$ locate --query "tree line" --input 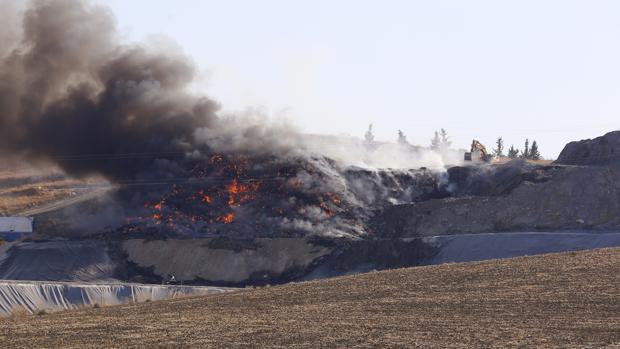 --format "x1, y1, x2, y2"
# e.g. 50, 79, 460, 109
364, 125, 542, 160
494, 137, 541, 160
